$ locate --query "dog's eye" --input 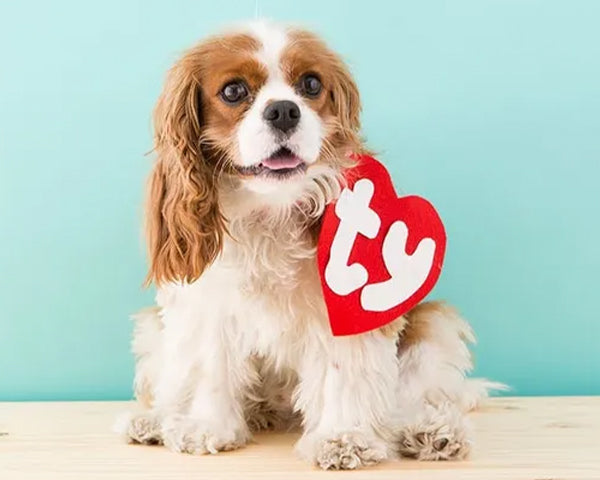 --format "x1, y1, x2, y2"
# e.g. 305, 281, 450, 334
220, 81, 249, 105
298, 74, 322, 98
